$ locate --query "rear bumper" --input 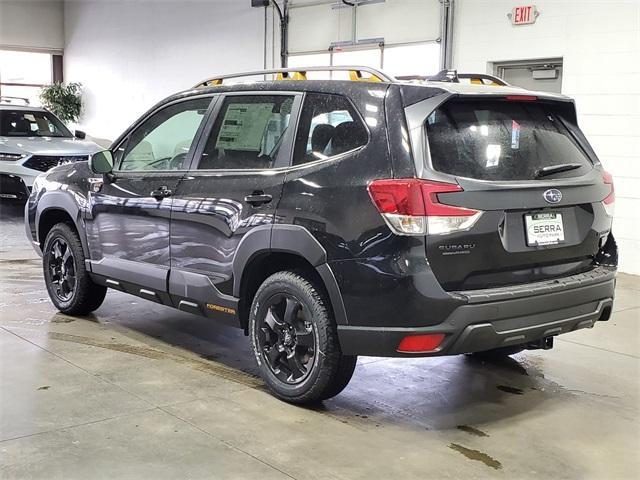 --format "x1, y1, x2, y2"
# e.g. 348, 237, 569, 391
337, 266, 616, 357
